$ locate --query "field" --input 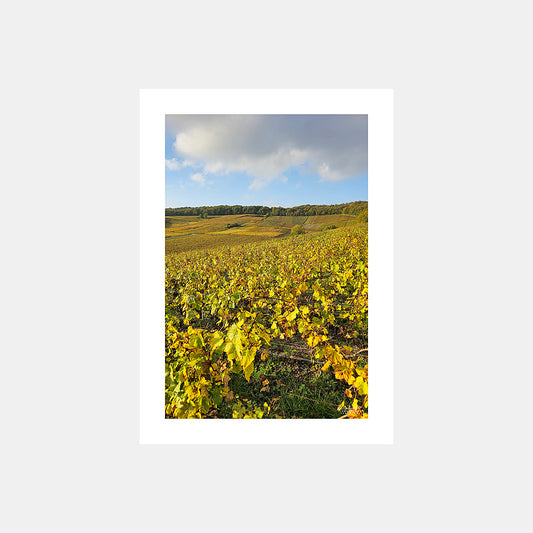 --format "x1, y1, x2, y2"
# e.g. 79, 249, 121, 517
165, 214, 368, 419
165, 213, 360, 254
